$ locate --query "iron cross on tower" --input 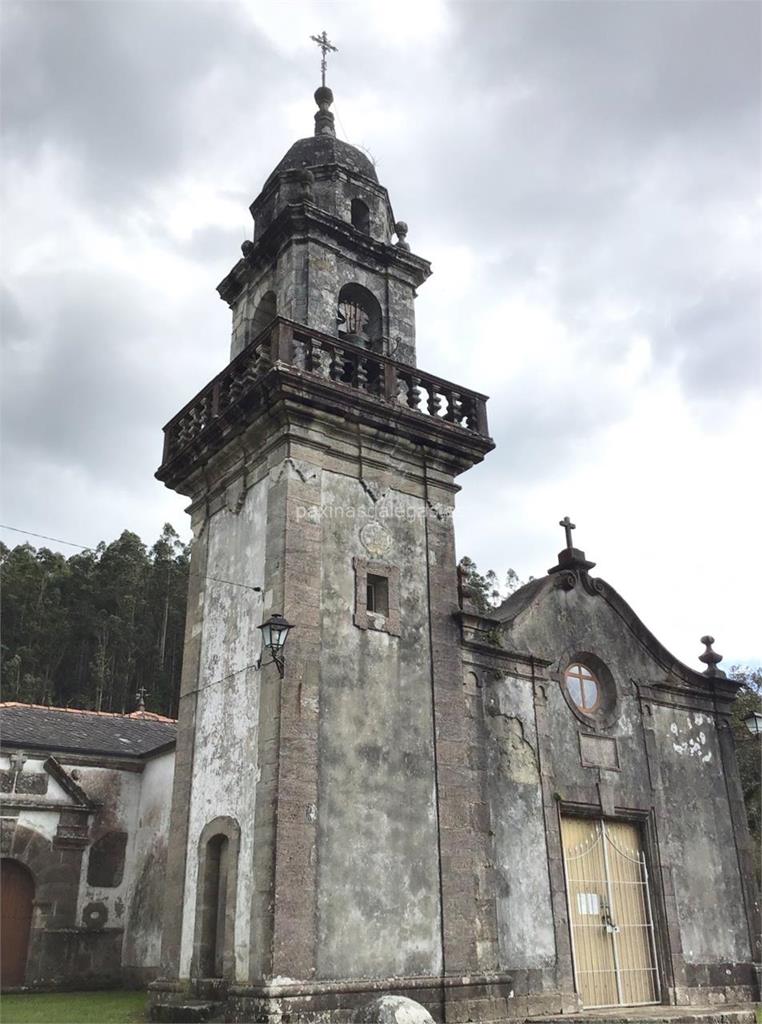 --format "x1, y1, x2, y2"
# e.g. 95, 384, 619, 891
310, 30, 338, 87
559, 516, 576, 550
